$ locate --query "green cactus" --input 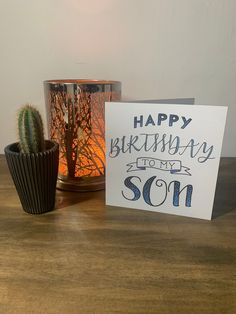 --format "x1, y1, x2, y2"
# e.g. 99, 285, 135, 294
18, 104, 45, 154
